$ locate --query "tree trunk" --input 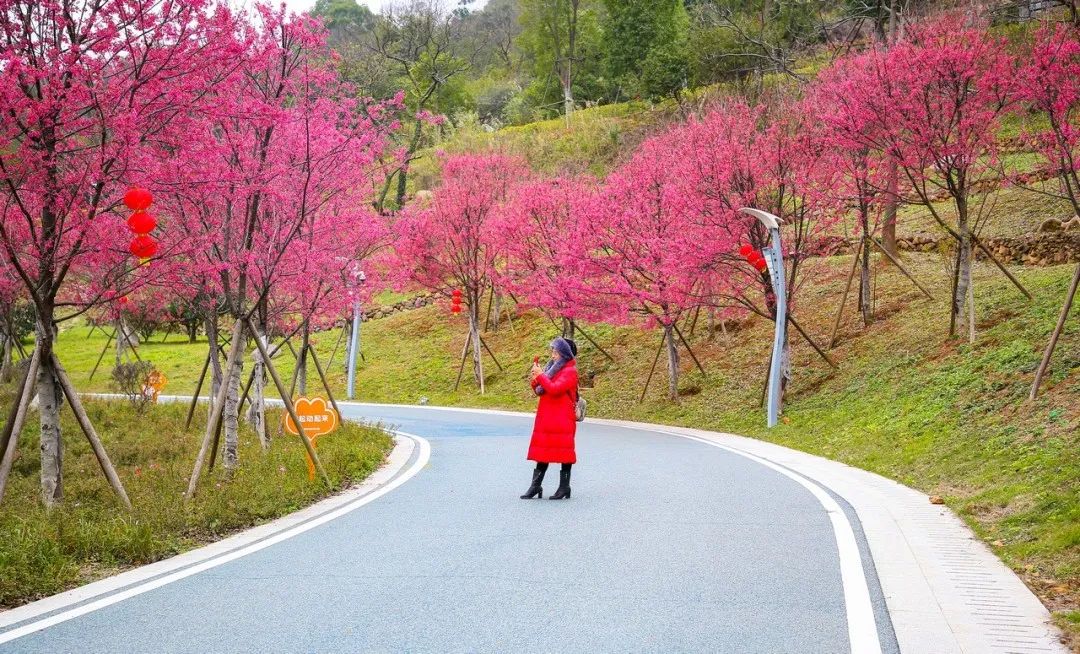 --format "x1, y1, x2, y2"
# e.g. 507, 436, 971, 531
562, 316, 575, 340
205, 315, 223, 434
222, 319, 245, 471
859, 228, 873, 327
953, 198, 974, 338
187, 320, 198, 343
115, 318, 138, 367
297, 326, 309, 396
246, 321, 269, 449
35, 318, 63, 506
664, 323, 679, 402
469, 293, 485, 393
882, 160, 899, 258
0, 329, 12, 384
